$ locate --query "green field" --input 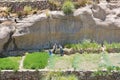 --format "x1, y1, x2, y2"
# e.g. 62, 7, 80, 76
0, 50, 120, 71
23, 52, 49, 69
47, 53, 120, 70
0, 56, 21, 70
